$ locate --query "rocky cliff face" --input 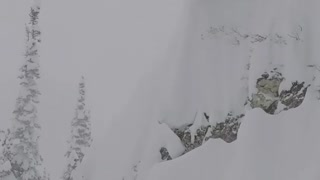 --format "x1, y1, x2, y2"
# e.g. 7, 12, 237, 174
207, 113, 244, 143
158, 25, 311, 158
251, 70, 283, 114
250, 68, 309, 114
172, 112, 244, 154
164, 67, 309, 157
173, 123, 209, 154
